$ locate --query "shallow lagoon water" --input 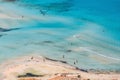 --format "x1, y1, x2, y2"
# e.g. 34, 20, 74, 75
0, 0, 120, 71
